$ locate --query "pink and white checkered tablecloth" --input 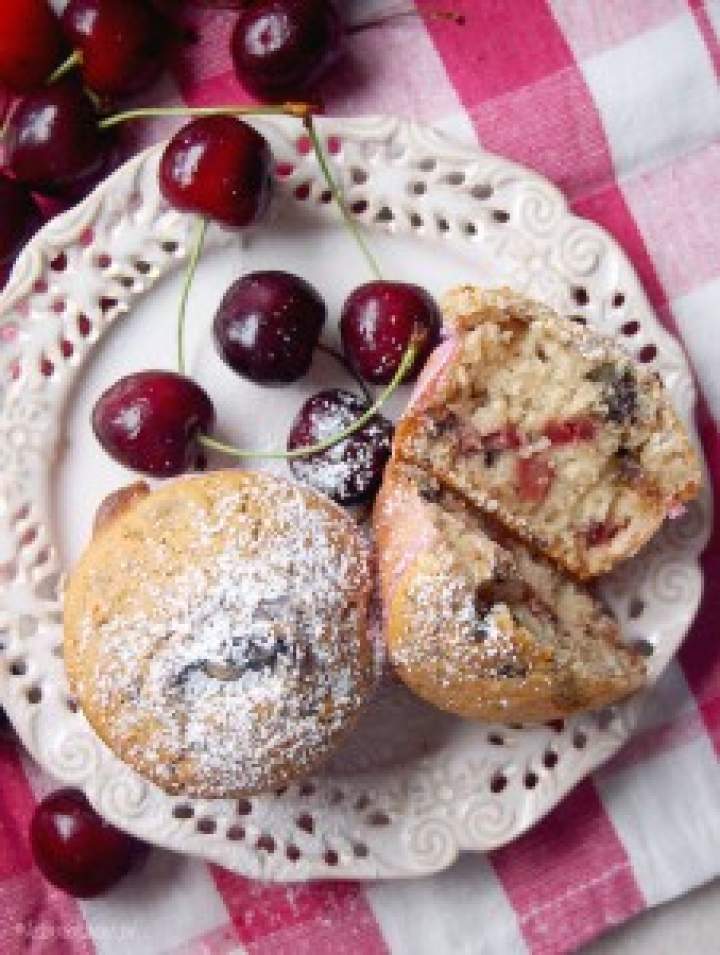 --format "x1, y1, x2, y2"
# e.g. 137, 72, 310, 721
2, 1, 720, 952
